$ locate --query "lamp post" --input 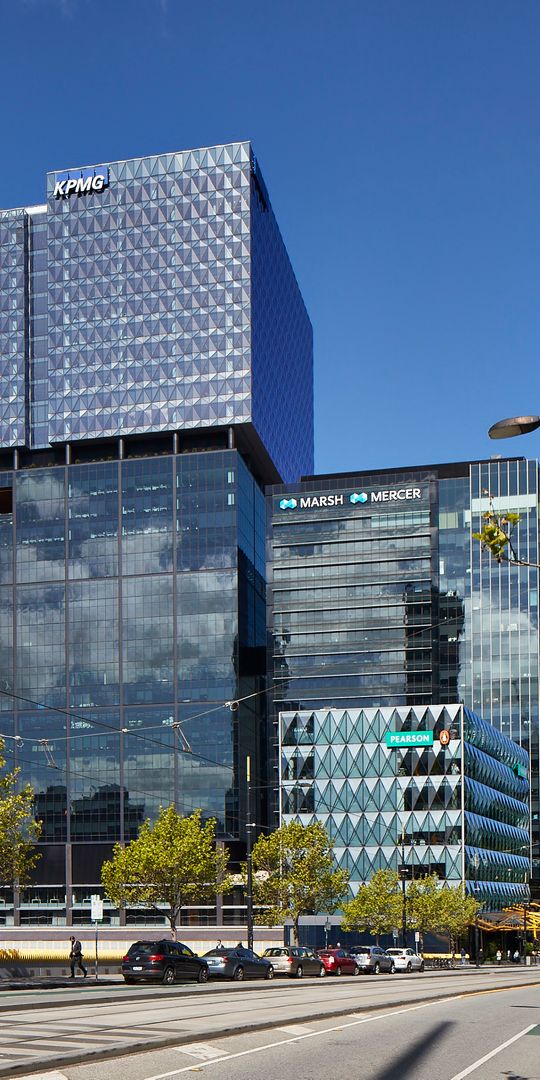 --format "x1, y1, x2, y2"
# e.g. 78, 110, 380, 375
472, 851, 480, 967
488, 416, 540, 440
246, 755, 254, 952
399, 827, 408, 948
